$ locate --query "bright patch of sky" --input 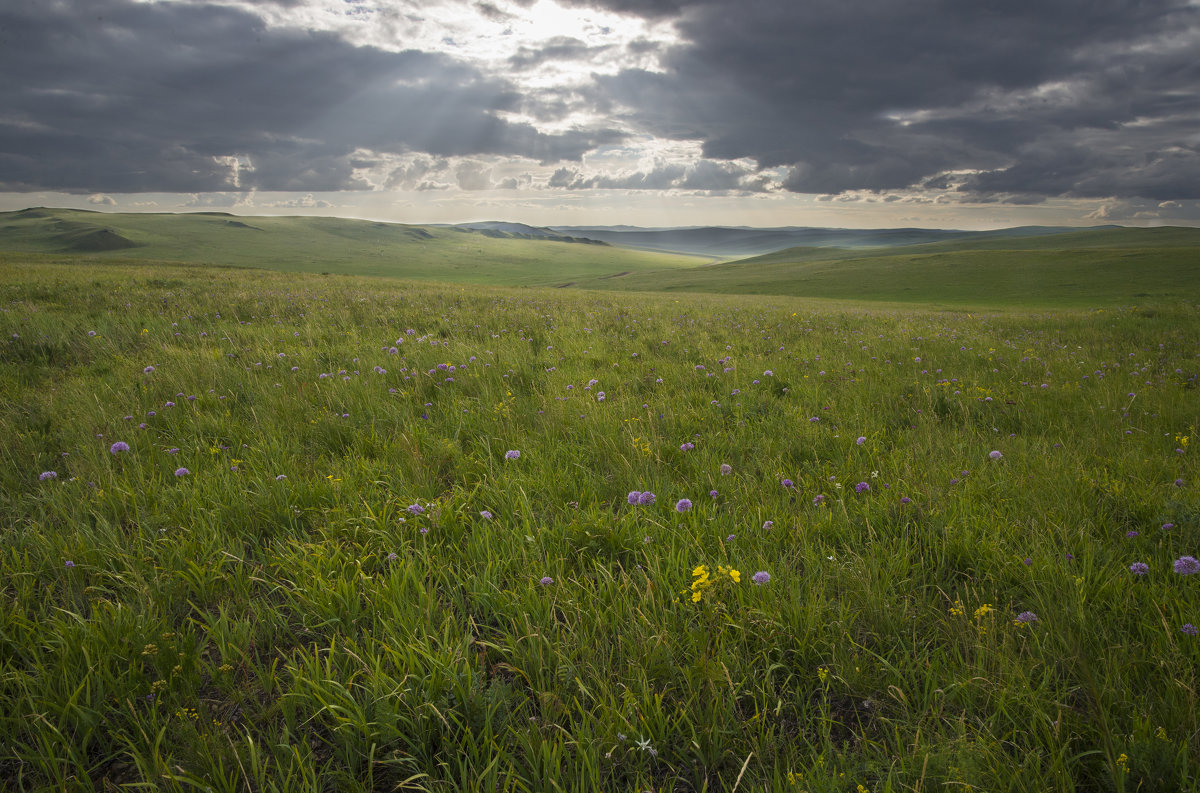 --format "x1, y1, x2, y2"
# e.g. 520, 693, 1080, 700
190, 0, 673, 83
